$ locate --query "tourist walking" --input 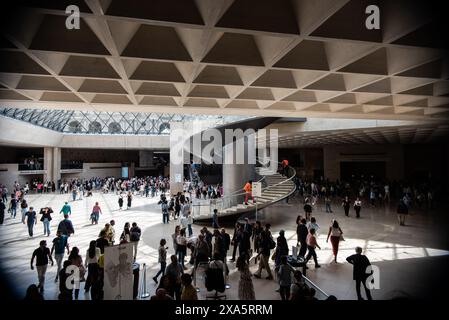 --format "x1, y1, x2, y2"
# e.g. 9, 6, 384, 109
253, 224, 274, 280
325, 196, 333, 213
127, 191, 132, 210
243, 180, 255, 205
118, 194, 124, 210
68, 247, 84, 299
165, 255, 184, 300
161, 199, 169, 224
397, 198, 408, 226
277, 255, 295, 300
237, 256, 255, 300
326, 220, 343, 263
39, 207, 53, 237
30, 240, 53, 293
57, 214, 75, 237
0, 199, 5, 225
25, 207, 37, 237
297, 218, 308, 257
342, 196, 350, 217
59, 202, 71, 216
305, 228, 321, 268
176, 228, 187, 269
153, 238, 168, 283
91, 202, 102, 225
51, 230, 69, 282
20, 199, 28, 223
9, 194, 17, 218
354, 198, 362, 218
84, 241, 101, 293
